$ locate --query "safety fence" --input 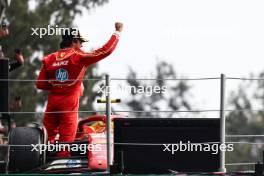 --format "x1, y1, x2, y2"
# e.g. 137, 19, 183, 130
0, 73, 264, 174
